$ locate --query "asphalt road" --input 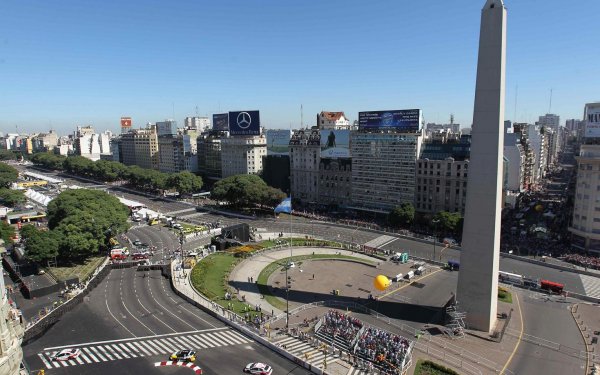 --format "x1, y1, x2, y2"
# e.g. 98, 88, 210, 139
23, 226, 311, 375
503, 290, 586, 375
